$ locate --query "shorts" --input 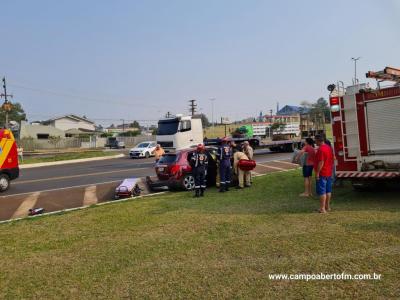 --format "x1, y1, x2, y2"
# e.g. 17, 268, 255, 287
302, 165, 313, 177
316, 176, 333, 196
